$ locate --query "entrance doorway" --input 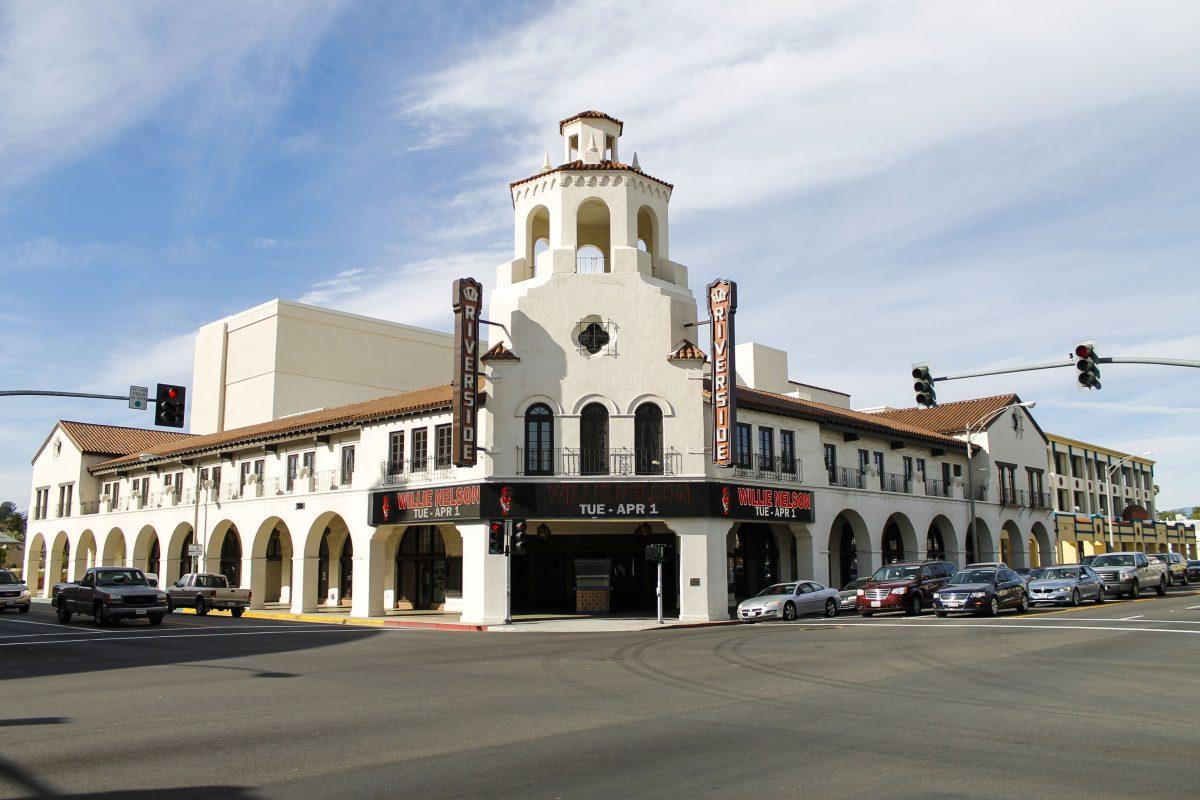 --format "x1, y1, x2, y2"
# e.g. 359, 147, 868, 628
729, 524, 779, 603
395, 526, 461, 610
